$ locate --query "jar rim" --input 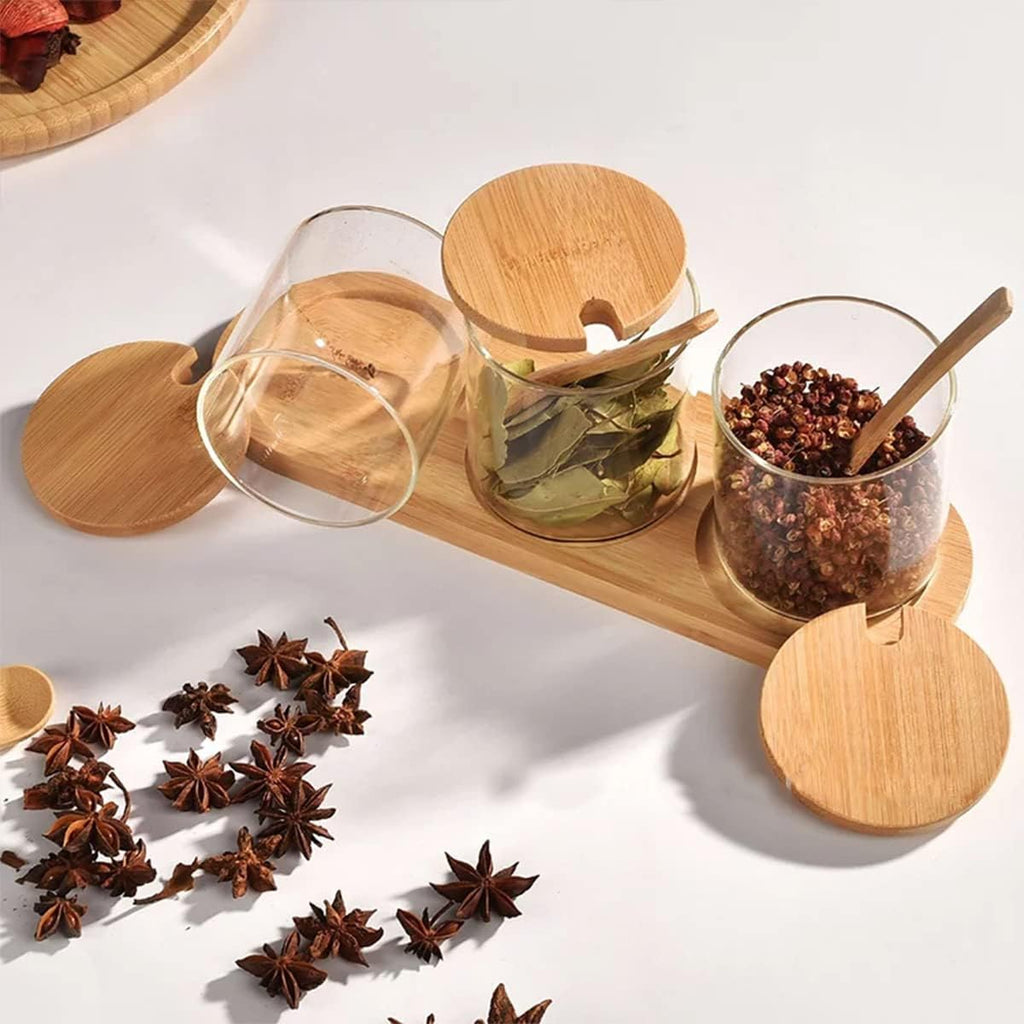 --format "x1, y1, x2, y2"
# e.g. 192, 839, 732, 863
711, 294, 957, 486
466, 269, 701, 397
